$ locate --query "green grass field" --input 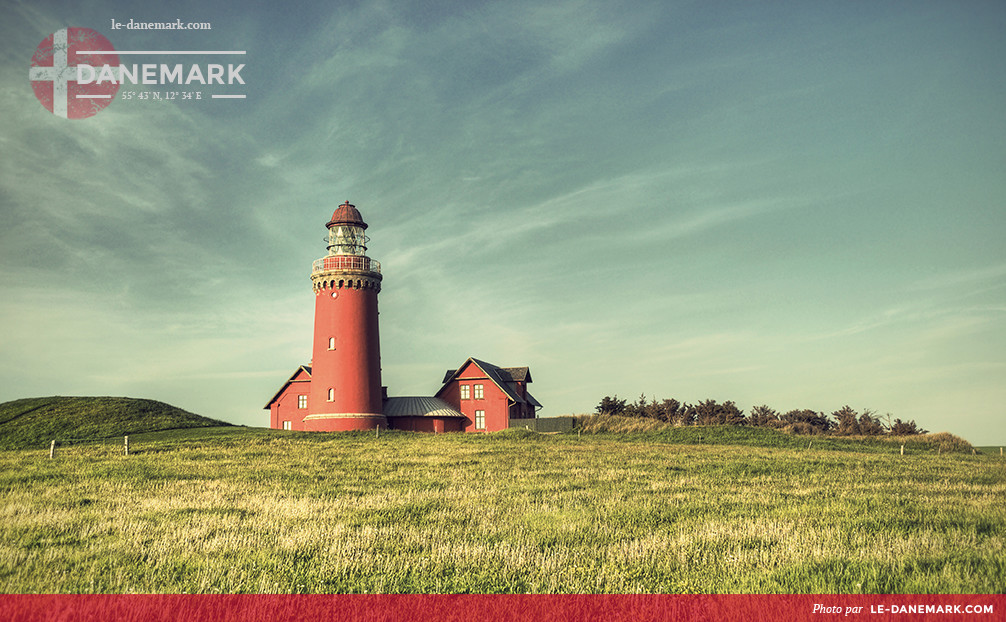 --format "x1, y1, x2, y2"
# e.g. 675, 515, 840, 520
1, 426, 1003, 594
